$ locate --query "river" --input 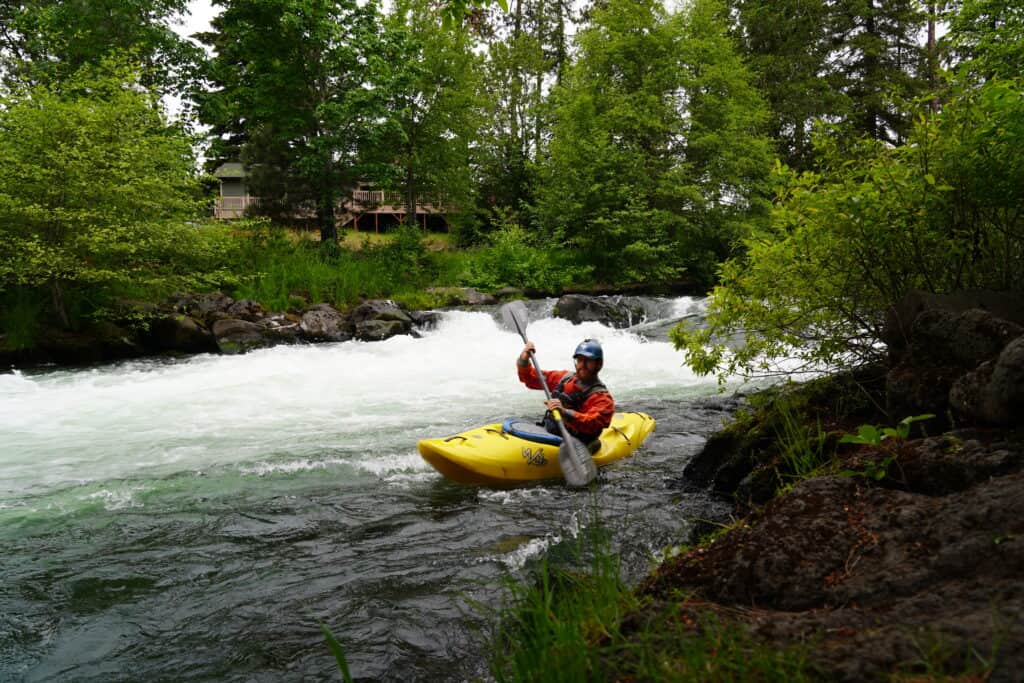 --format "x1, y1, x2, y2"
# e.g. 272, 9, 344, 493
0, 296, 747, 682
